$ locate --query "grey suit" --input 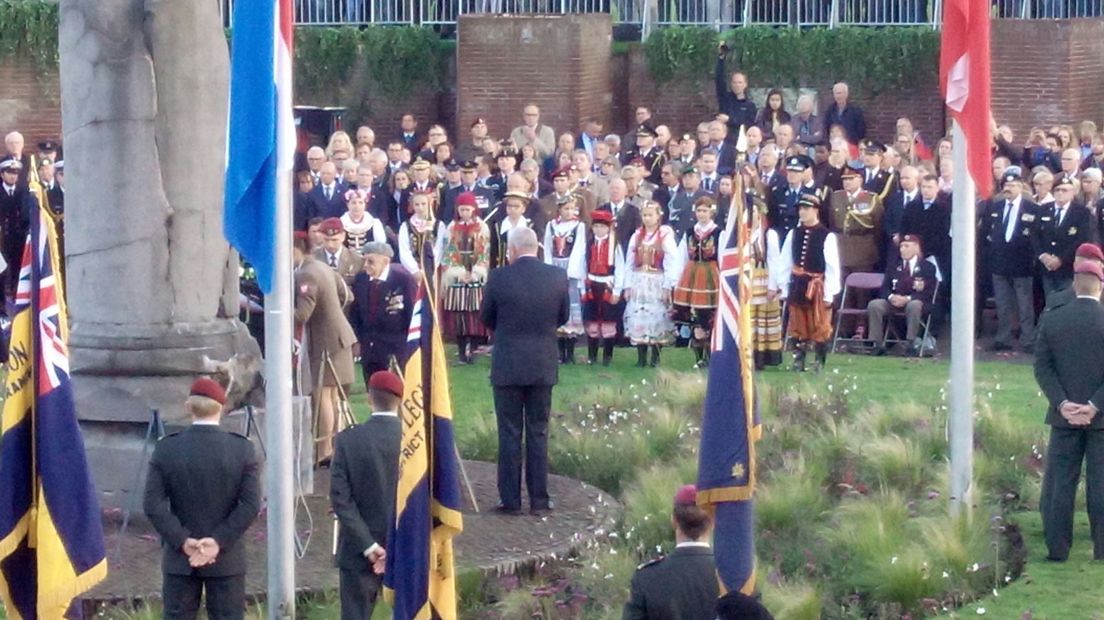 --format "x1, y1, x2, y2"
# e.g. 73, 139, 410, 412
1034, 297, 1104, 560
330, 414, 402, 620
